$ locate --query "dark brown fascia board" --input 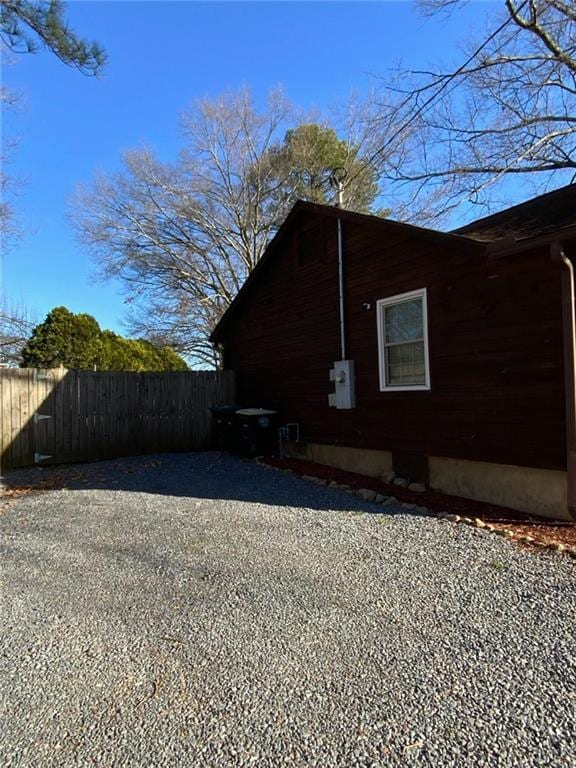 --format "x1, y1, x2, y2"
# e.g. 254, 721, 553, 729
299, 201, 488, 251
487, 224, 576, 259
210, 200, 485, 343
